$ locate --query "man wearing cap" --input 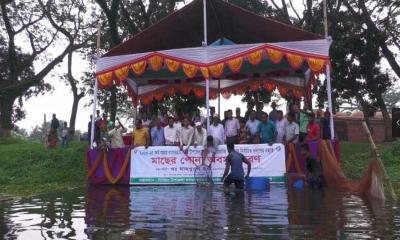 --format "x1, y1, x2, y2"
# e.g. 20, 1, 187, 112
194, 121, 208, 164
208, 114, 225, 145
194, 121, 207, 148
